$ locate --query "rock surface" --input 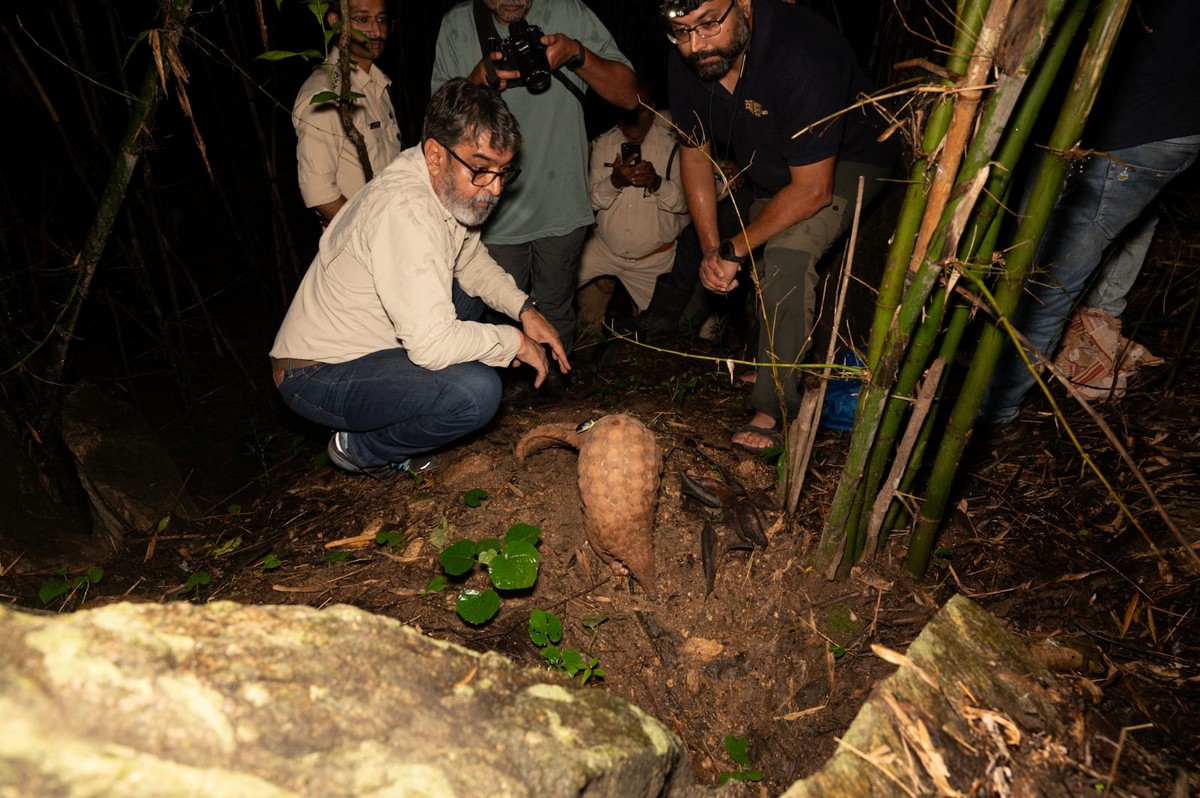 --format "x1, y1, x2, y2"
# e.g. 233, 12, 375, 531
0, 601, 702, 798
